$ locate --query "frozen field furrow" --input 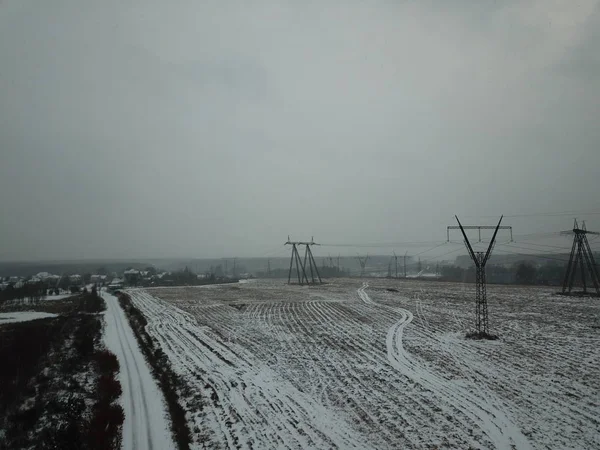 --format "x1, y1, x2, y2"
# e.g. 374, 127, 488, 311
129, 278, 600, 449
